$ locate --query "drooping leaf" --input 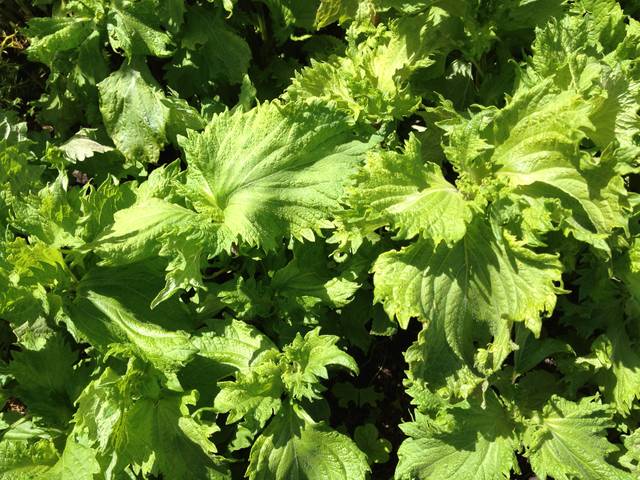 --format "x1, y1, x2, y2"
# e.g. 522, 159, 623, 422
98, 62, 204, 167
67, 263, 197, 370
